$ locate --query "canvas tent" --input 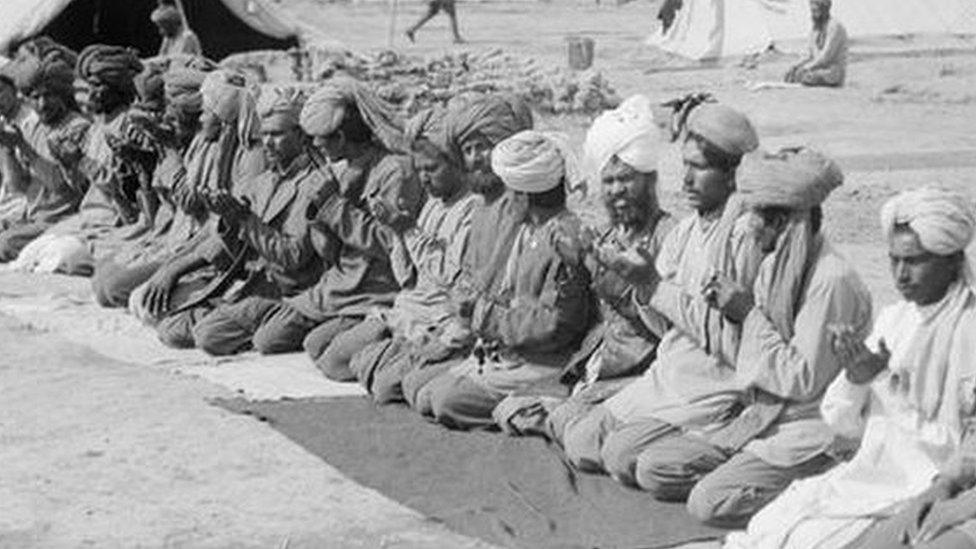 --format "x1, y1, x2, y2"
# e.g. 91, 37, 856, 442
0, 0, 300, 60
650, 0, 976, 60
